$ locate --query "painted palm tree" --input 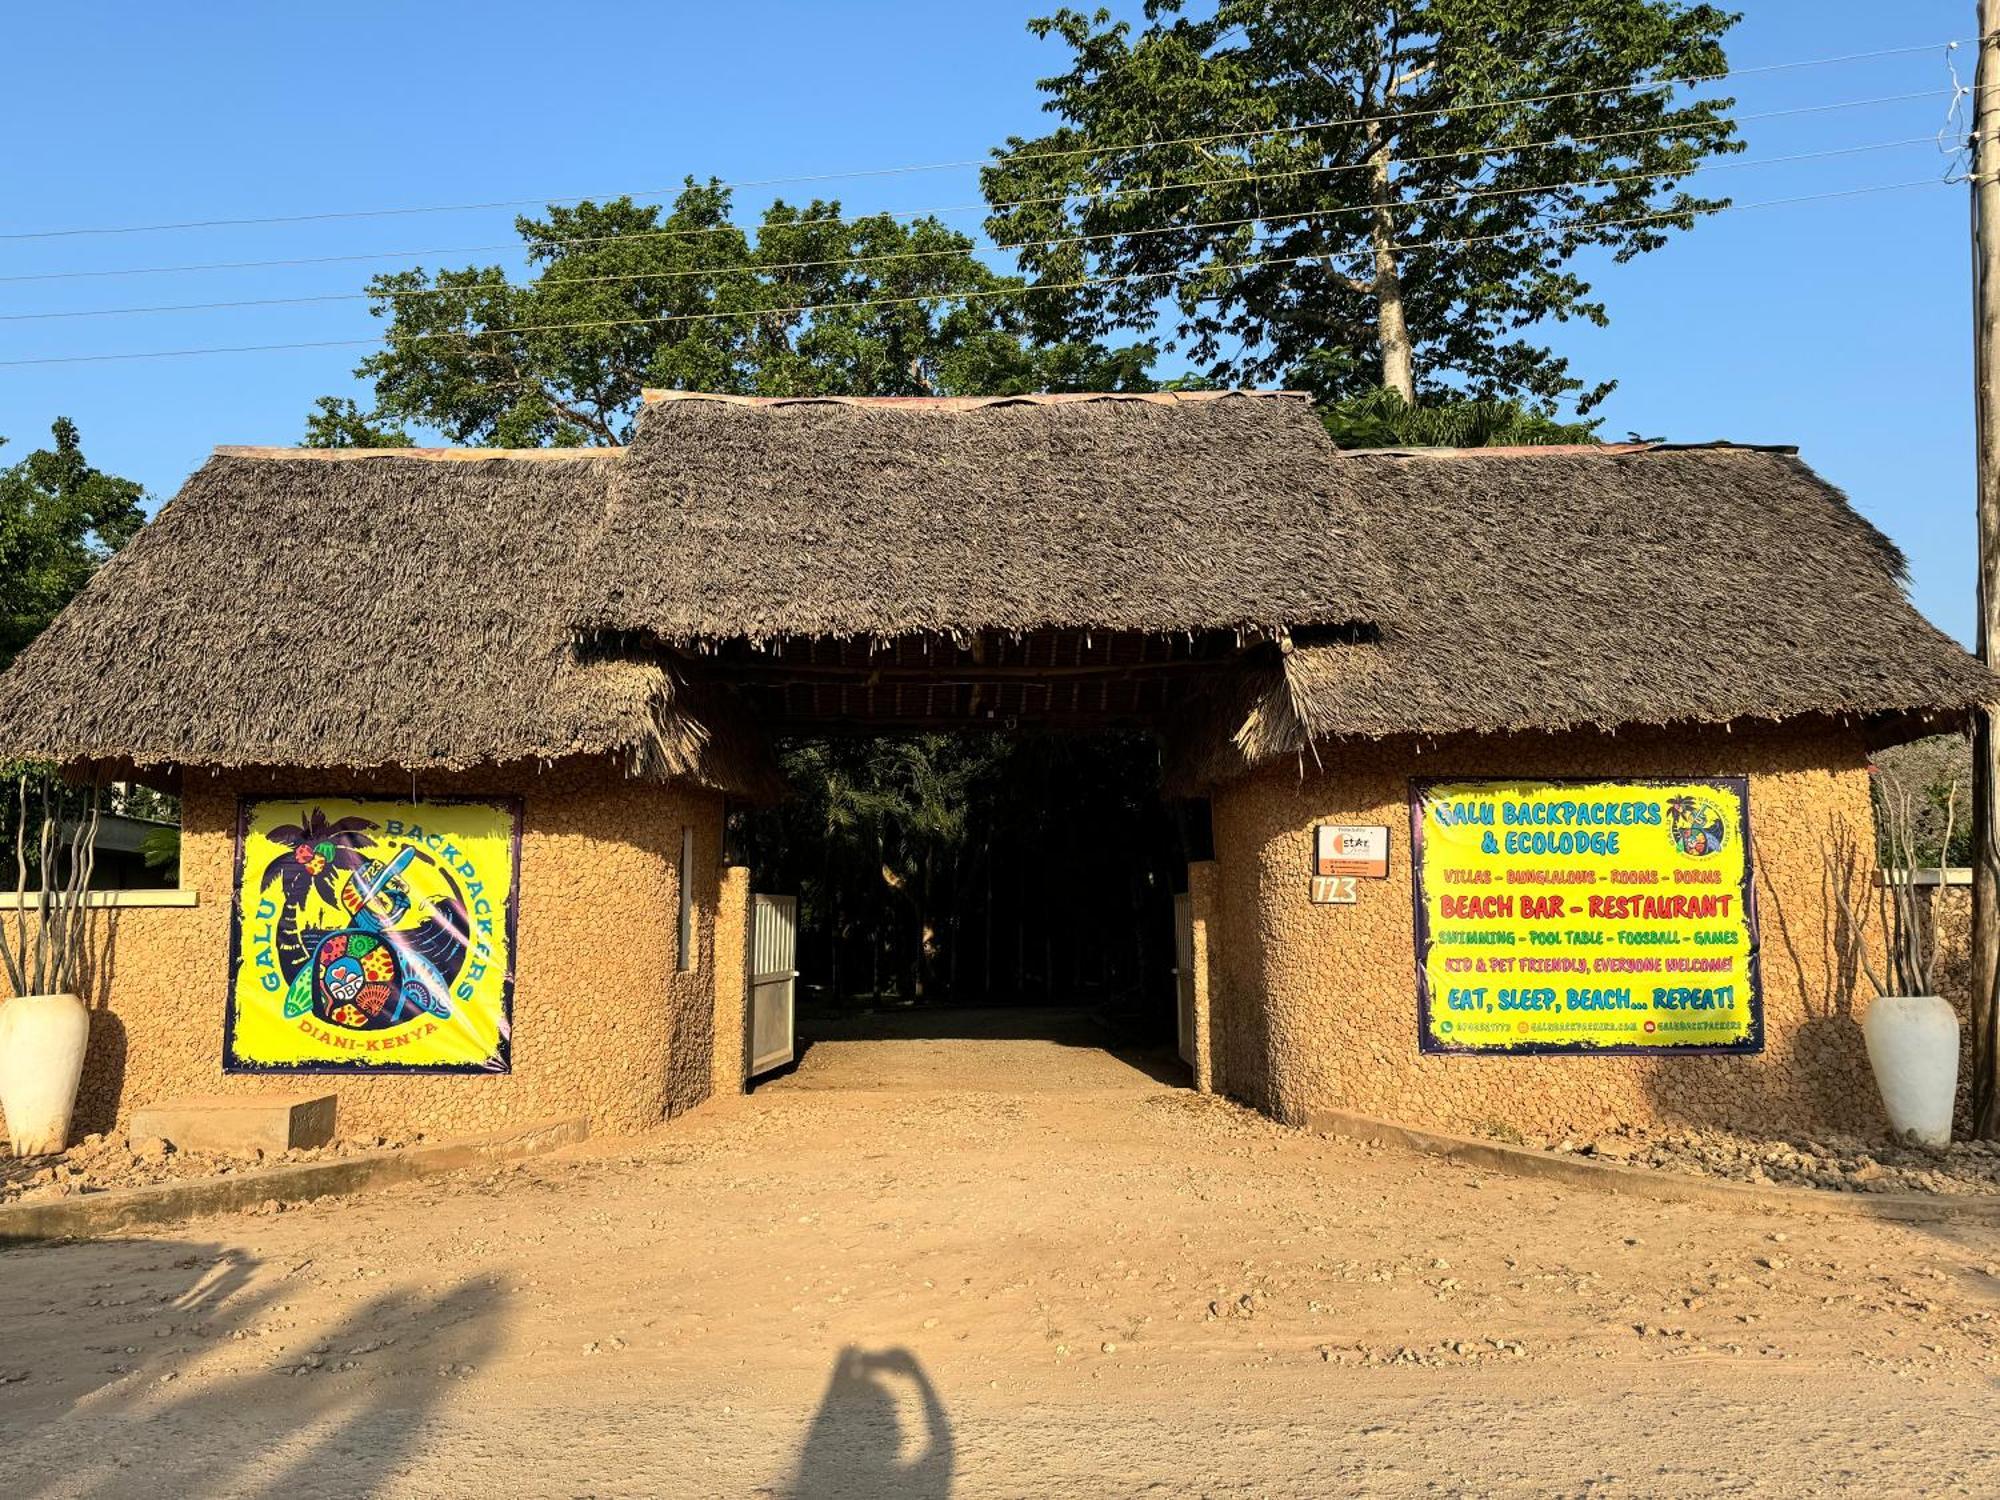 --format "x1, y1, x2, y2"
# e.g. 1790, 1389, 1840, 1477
260, 808, 376, 906
263, 810, 376, 992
